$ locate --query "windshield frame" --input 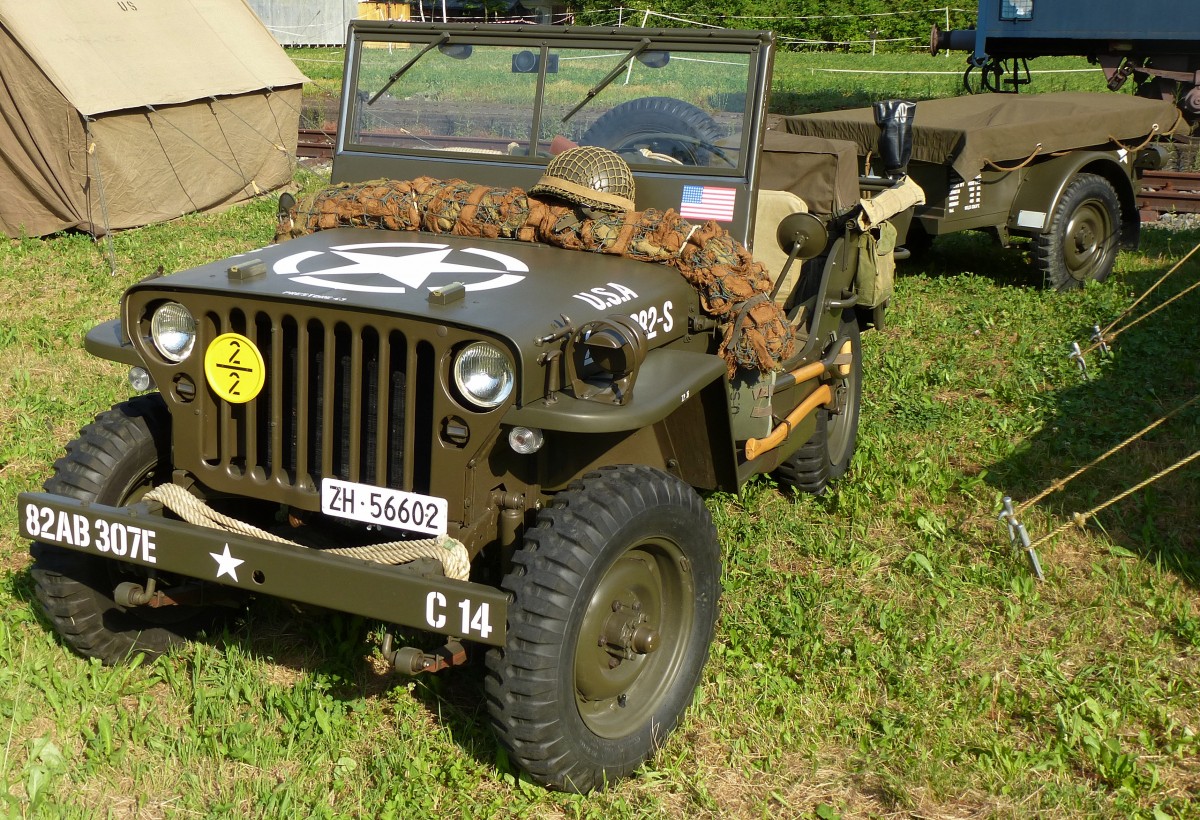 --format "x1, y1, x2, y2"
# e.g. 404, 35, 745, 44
341, 24, 768, 177
335, 22, 775, 244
